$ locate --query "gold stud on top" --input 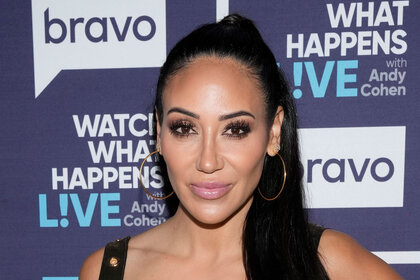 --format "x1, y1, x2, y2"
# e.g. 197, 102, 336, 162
109, 257, 119, 267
